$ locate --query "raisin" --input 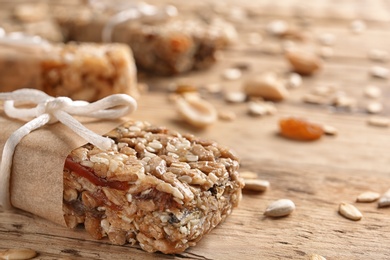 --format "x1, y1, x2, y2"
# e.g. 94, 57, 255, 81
279, 117, 323, 141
